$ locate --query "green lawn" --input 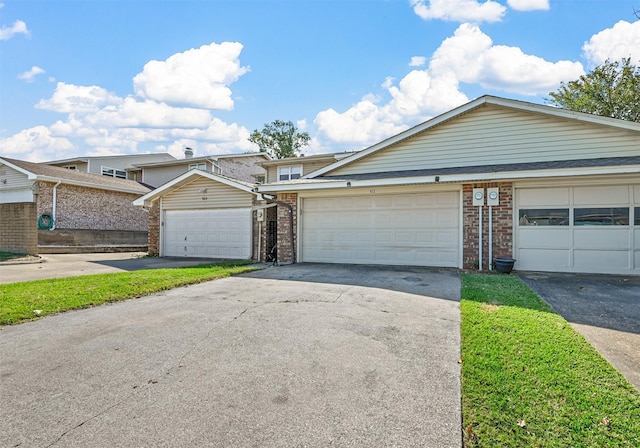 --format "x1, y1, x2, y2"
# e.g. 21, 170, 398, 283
461, 273, 640, 447
0, 262, 258, 325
